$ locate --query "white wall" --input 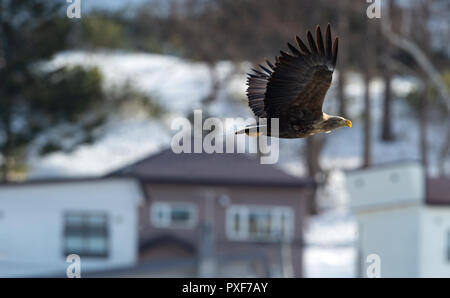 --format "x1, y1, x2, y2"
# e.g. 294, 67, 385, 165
0, 178, 143, 277
356, 205, 420, 277
347, 163, 424, 210
420, 207, 450, 277
346, 163, 426, 277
